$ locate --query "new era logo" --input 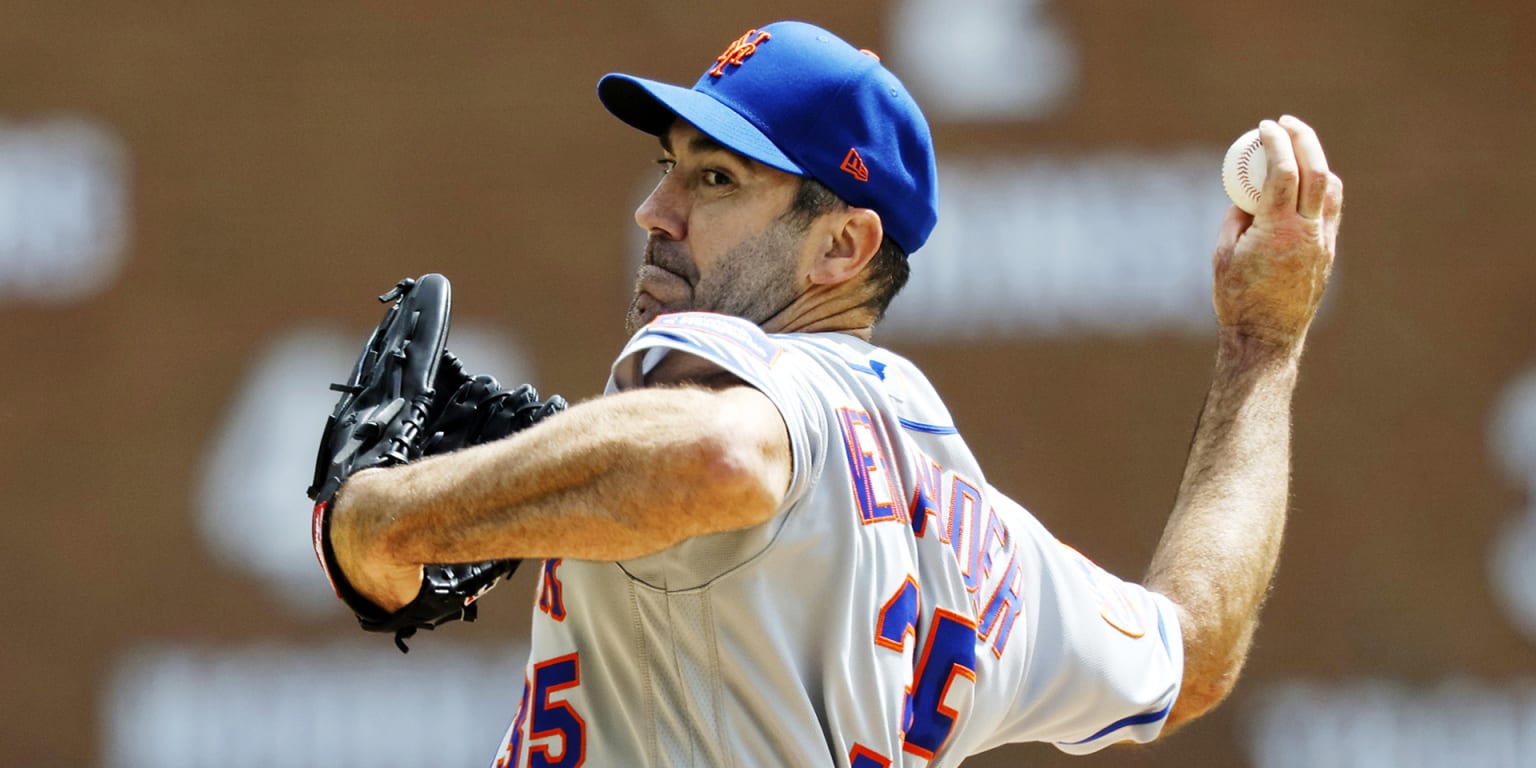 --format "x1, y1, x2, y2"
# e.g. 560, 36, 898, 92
841, 148, 869, 182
